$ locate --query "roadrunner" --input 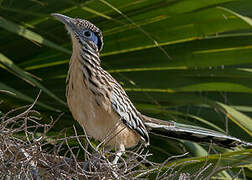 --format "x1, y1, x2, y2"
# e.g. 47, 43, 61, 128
52, 13, 251, 163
